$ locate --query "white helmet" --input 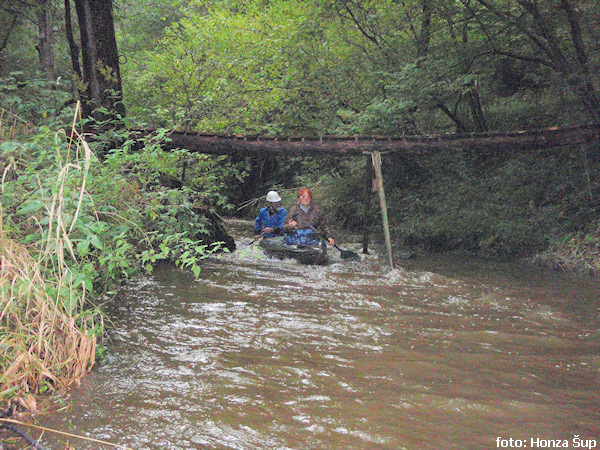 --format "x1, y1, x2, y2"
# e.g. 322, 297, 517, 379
266, 190, 281, 202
